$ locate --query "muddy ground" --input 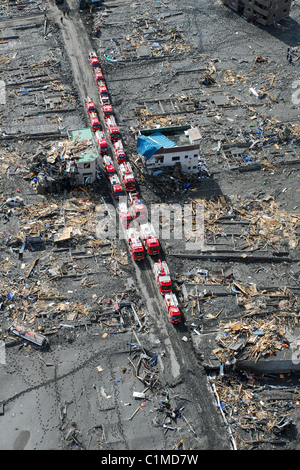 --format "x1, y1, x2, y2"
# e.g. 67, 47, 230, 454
0, 0, 299, 453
